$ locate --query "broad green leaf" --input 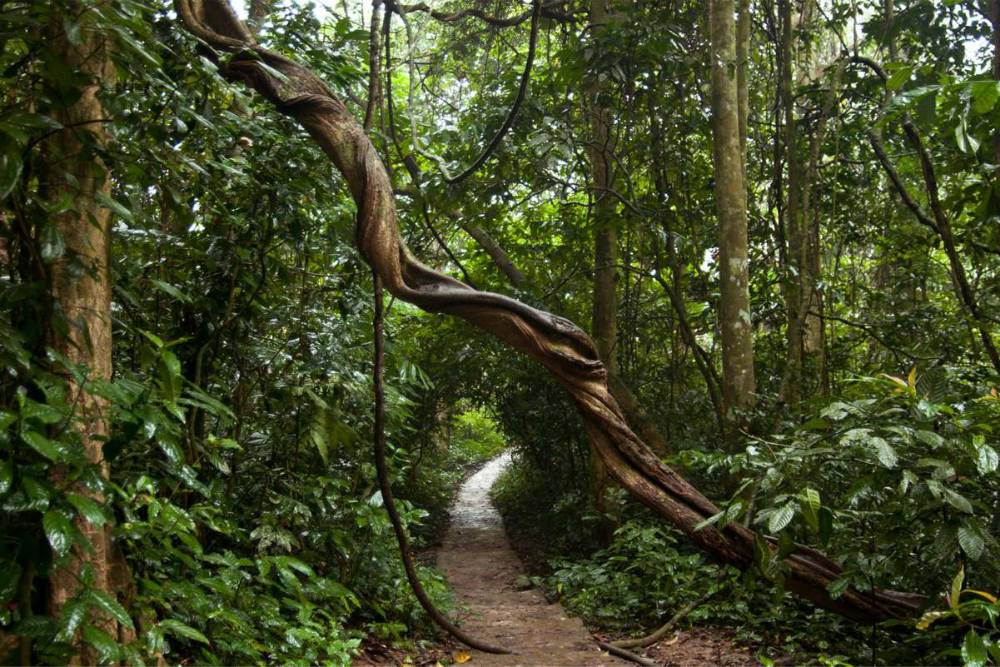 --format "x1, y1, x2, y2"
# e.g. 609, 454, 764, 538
914, 430, 943, 448
956, 120, 981, 154
958, 524, 985, 560
768, 503, 795, 533
970, 81, 1000, 114
67, 493, 107, 526
56, 599, 88, 642
82, 624, 120, 664
150, 280, 191, 304
22, 431, 63, 462
887, 65, 912, 91
962, 629, 987, 667
86, 589, 134, 630
950, 566, 964, 611
944, 488, 974, 514
43, 510, 73, 556
869, 436, 897, 468
95, 191, 133, 222
827, 578, 850, 600
800, 487, 820, 511
159, 619, 210, 644
975, 442, 998, 475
